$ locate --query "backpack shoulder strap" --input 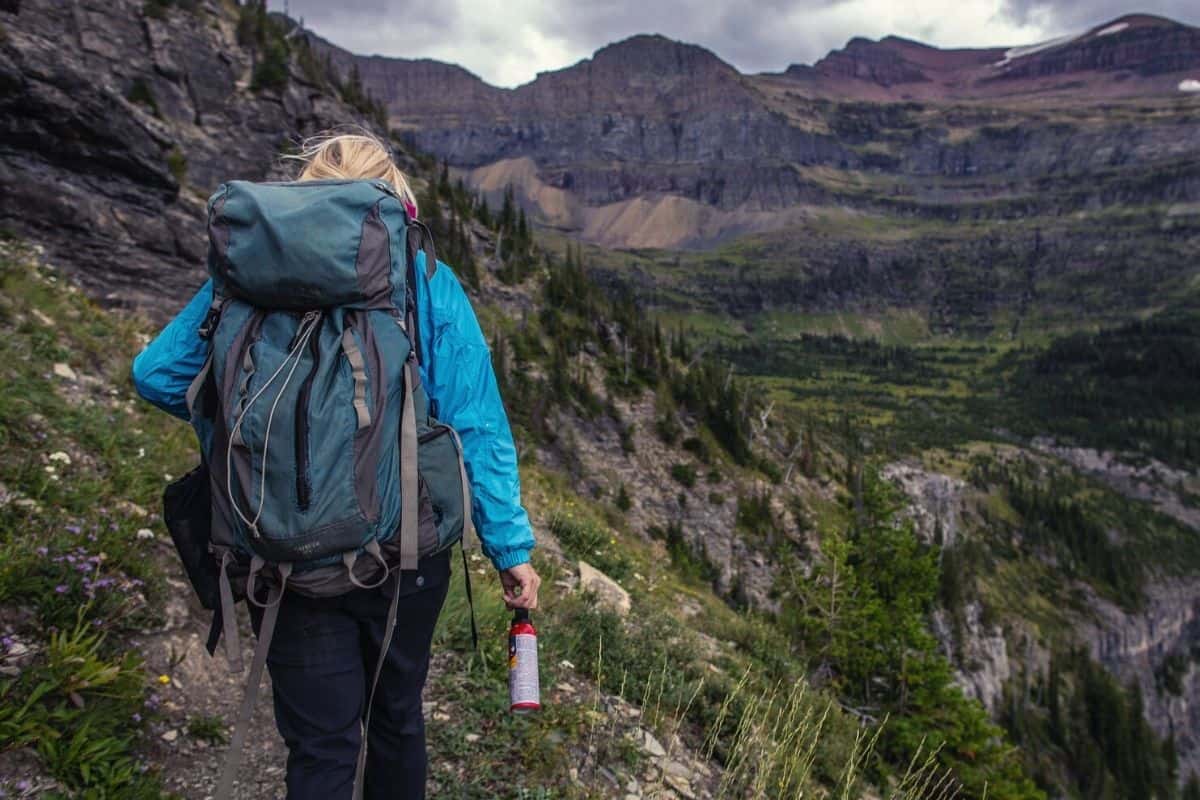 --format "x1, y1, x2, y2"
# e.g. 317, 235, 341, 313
405, 219, 438, 367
